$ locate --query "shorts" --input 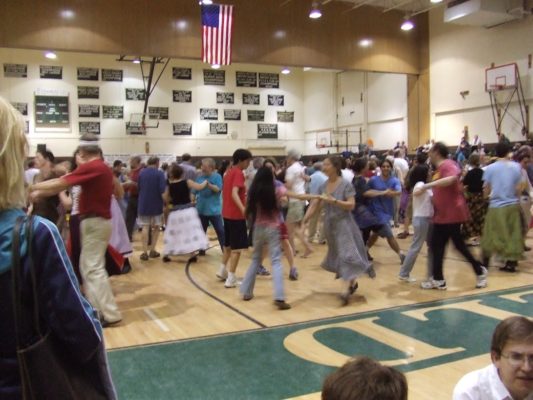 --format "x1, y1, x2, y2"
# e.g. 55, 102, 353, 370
223, 218, 249, 250
279, 222, 289, 240
138, 214, 163, 227
376, 223, 394, 238
286, 201, 305, 223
